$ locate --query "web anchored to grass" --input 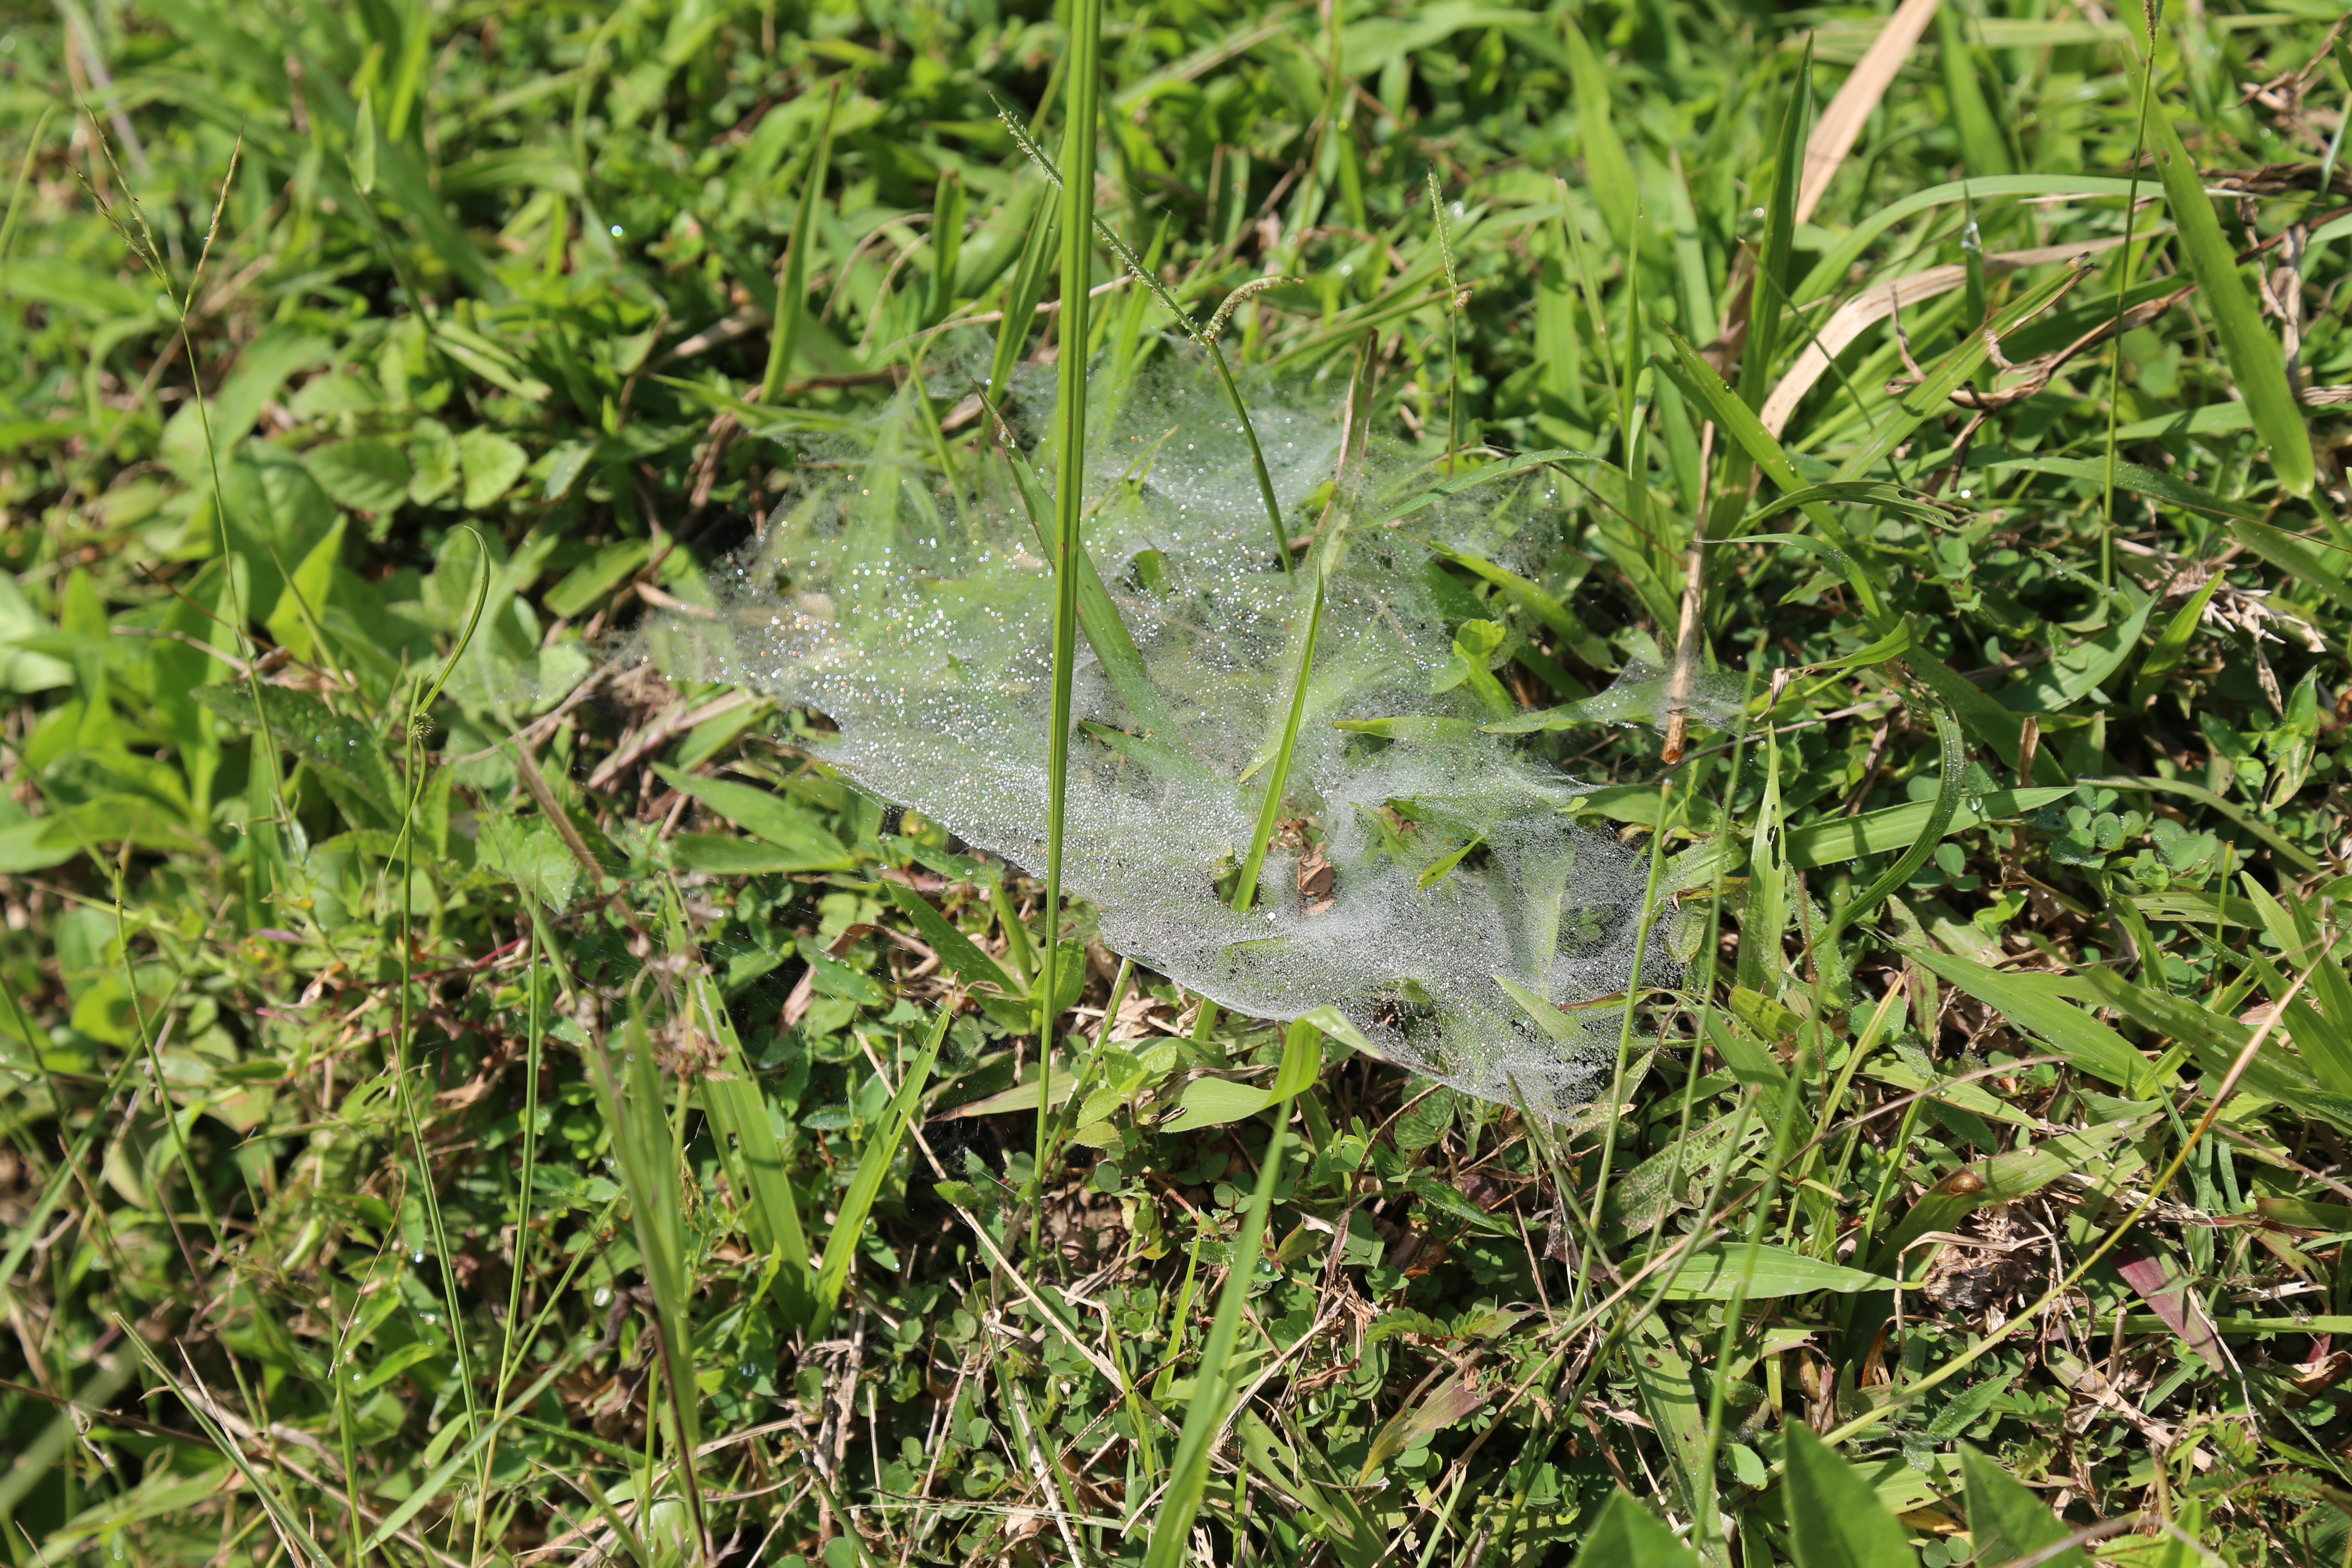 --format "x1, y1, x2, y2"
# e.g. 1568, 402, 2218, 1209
646, 354, 1716, 1117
